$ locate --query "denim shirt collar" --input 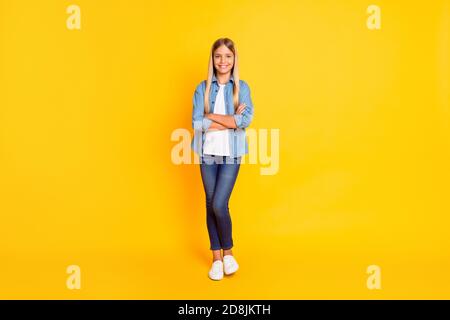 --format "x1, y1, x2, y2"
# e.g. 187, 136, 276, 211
212, 73, 234, 85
